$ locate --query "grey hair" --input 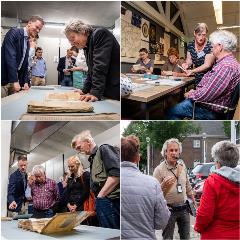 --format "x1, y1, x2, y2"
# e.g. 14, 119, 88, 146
71, 130, 94, 149
209, 30, 237, 52
161, 138, 182, 158
194, 23, 208, 34
32, 165, 45, 175
64, 19, 93, 36
211, 141, 239, 168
